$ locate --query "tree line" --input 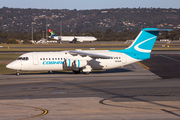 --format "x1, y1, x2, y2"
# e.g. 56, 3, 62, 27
1, 7, 180, 33
1, 29, 180, 44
